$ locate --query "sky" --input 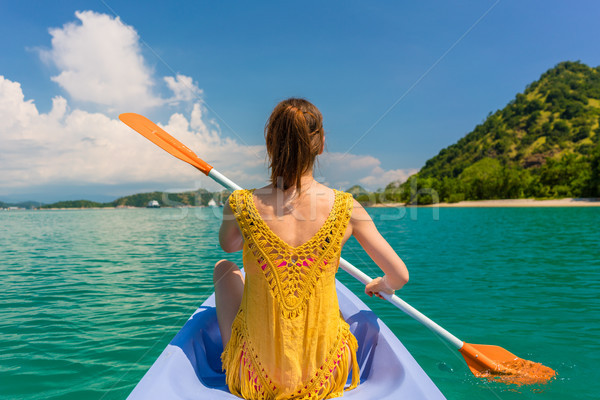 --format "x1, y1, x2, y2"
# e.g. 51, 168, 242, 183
1, 1, 599, 203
